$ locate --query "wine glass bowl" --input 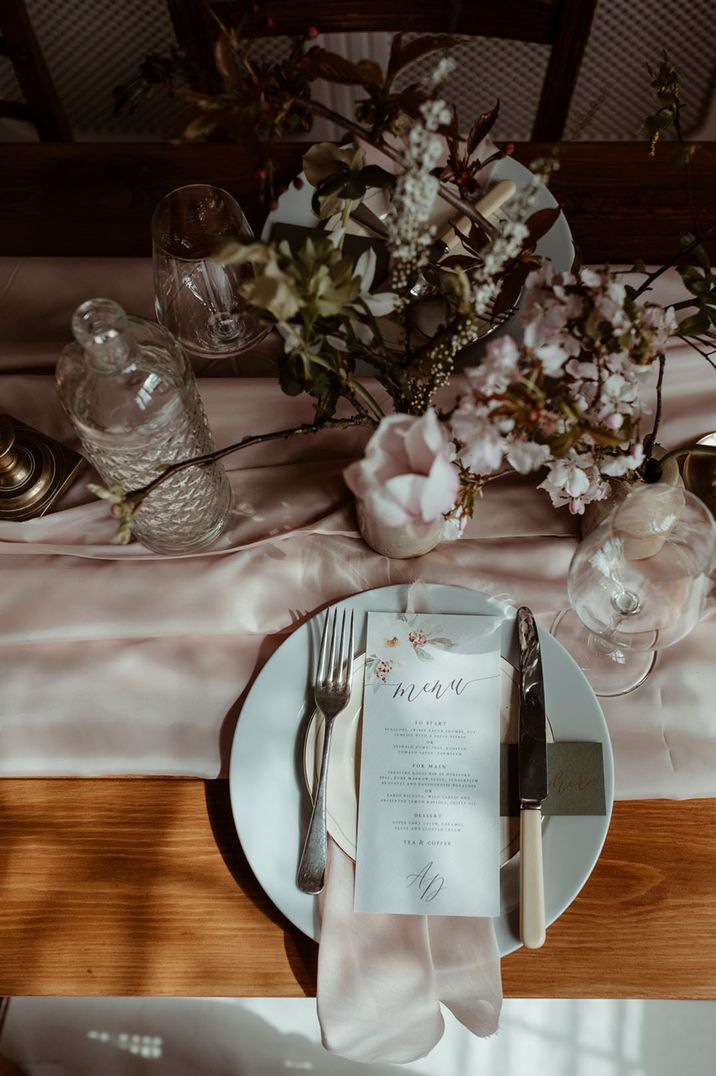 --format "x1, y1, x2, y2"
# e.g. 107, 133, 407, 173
152, 184, 269, 372
553, 482, 716, 696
